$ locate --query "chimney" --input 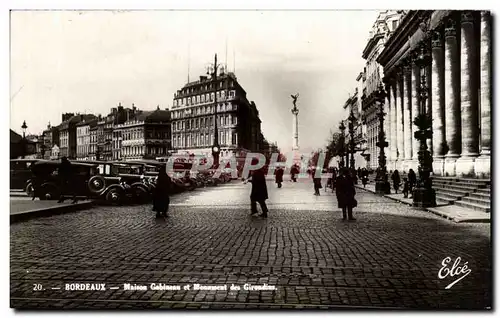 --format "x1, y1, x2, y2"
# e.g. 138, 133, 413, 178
80, 114, 84, 121
132, 103, 136, 113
